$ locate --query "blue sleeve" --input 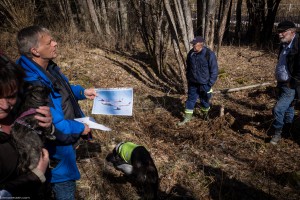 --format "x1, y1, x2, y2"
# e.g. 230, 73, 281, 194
208, 51, 219, 87
50, 107, 84, 144
71, 85, 86, 100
